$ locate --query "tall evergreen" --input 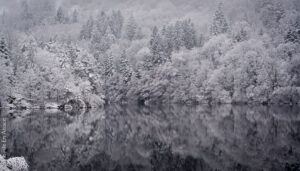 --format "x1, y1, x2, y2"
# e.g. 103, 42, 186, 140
56, 7, 65, 24
174, 21, 184, 50
0, 37, 12, 98
109, 10, 124, 39
259, 0, 285, 29
72, 9, 79, 23
20, 0, 34, 30
0, 37, 9, 62
162, 25, 174, 60
103, 53, 114, 77
80, 16, 94, 40
125, 15, 137, 41
119, 50, 132, 83
95, 11, 109, 36
150, 26, 164, 65
210, 3, 229, 36
91, 25, 115, 56
182, 19, 197, 49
